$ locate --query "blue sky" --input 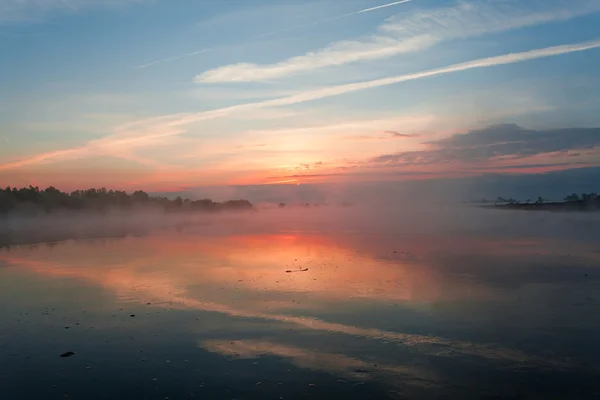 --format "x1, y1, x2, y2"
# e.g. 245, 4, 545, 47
1, 0, 600, 193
